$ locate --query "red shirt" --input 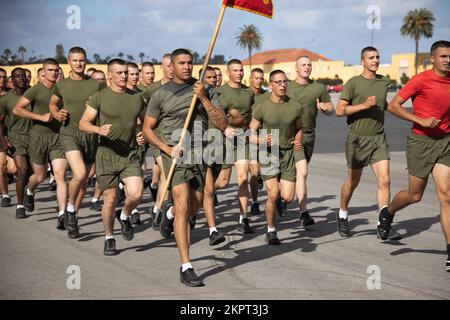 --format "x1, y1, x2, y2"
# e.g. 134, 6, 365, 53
398, 69, 450, 137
